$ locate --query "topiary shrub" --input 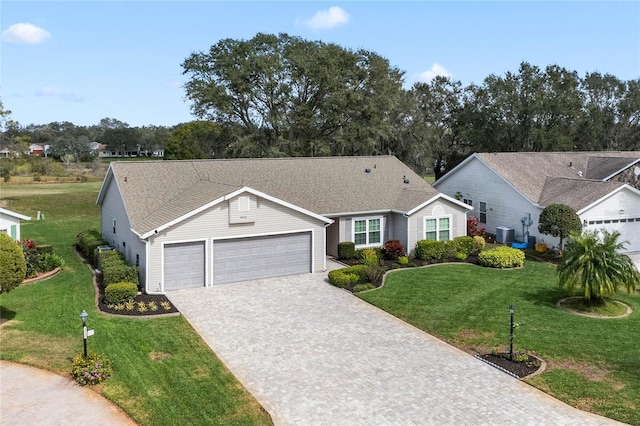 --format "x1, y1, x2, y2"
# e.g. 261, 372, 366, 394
103, 264, 139, 287
414, 240, 446, 261
453, 236, 475, 256
0, 233, 27, 293
337, 241, 355, 260
383, 240, 405, 260
478, 246, 525, 268
328, 265, 368, 288
104, 281, 138, 305
472, 236, 486, 254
